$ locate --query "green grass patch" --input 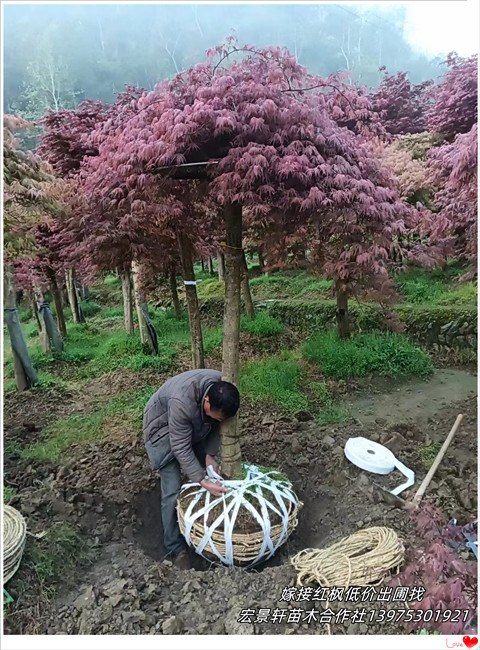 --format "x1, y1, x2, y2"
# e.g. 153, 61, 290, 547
21, 385, 156, 462
103, 274, 121, 287
240, 312, 284, 337
395, 265, 476, 306
19, 306, 33, 322
310, 381, 351, 425
240, 353, 308, 413
3, 486, 15, 503
101, 306, 124, 319
204, 325, 223, 355
303, 331, 433, 379
419, 442, 442, 471
29, 523, 97, 585
79, 301, 102, 317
